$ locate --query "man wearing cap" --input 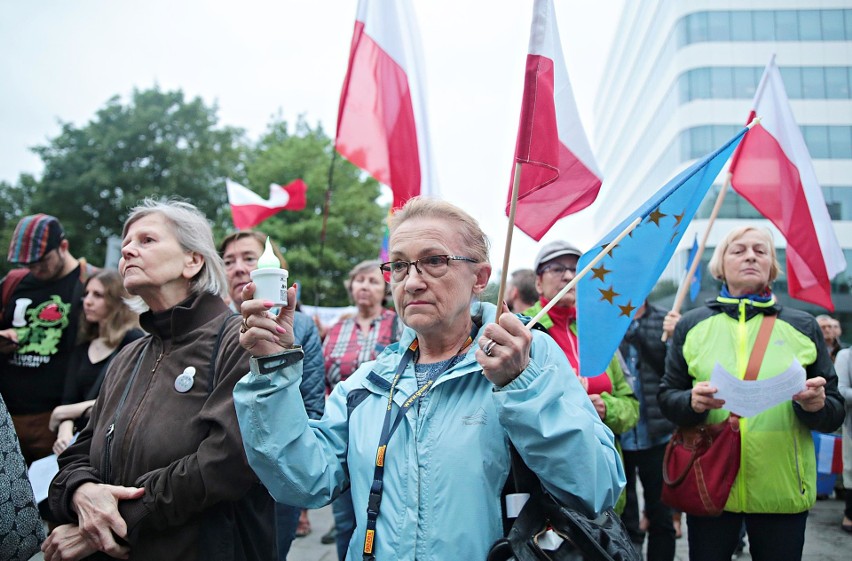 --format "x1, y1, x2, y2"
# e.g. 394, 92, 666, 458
523, 241, 638, 509
0, 214, 91, 463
